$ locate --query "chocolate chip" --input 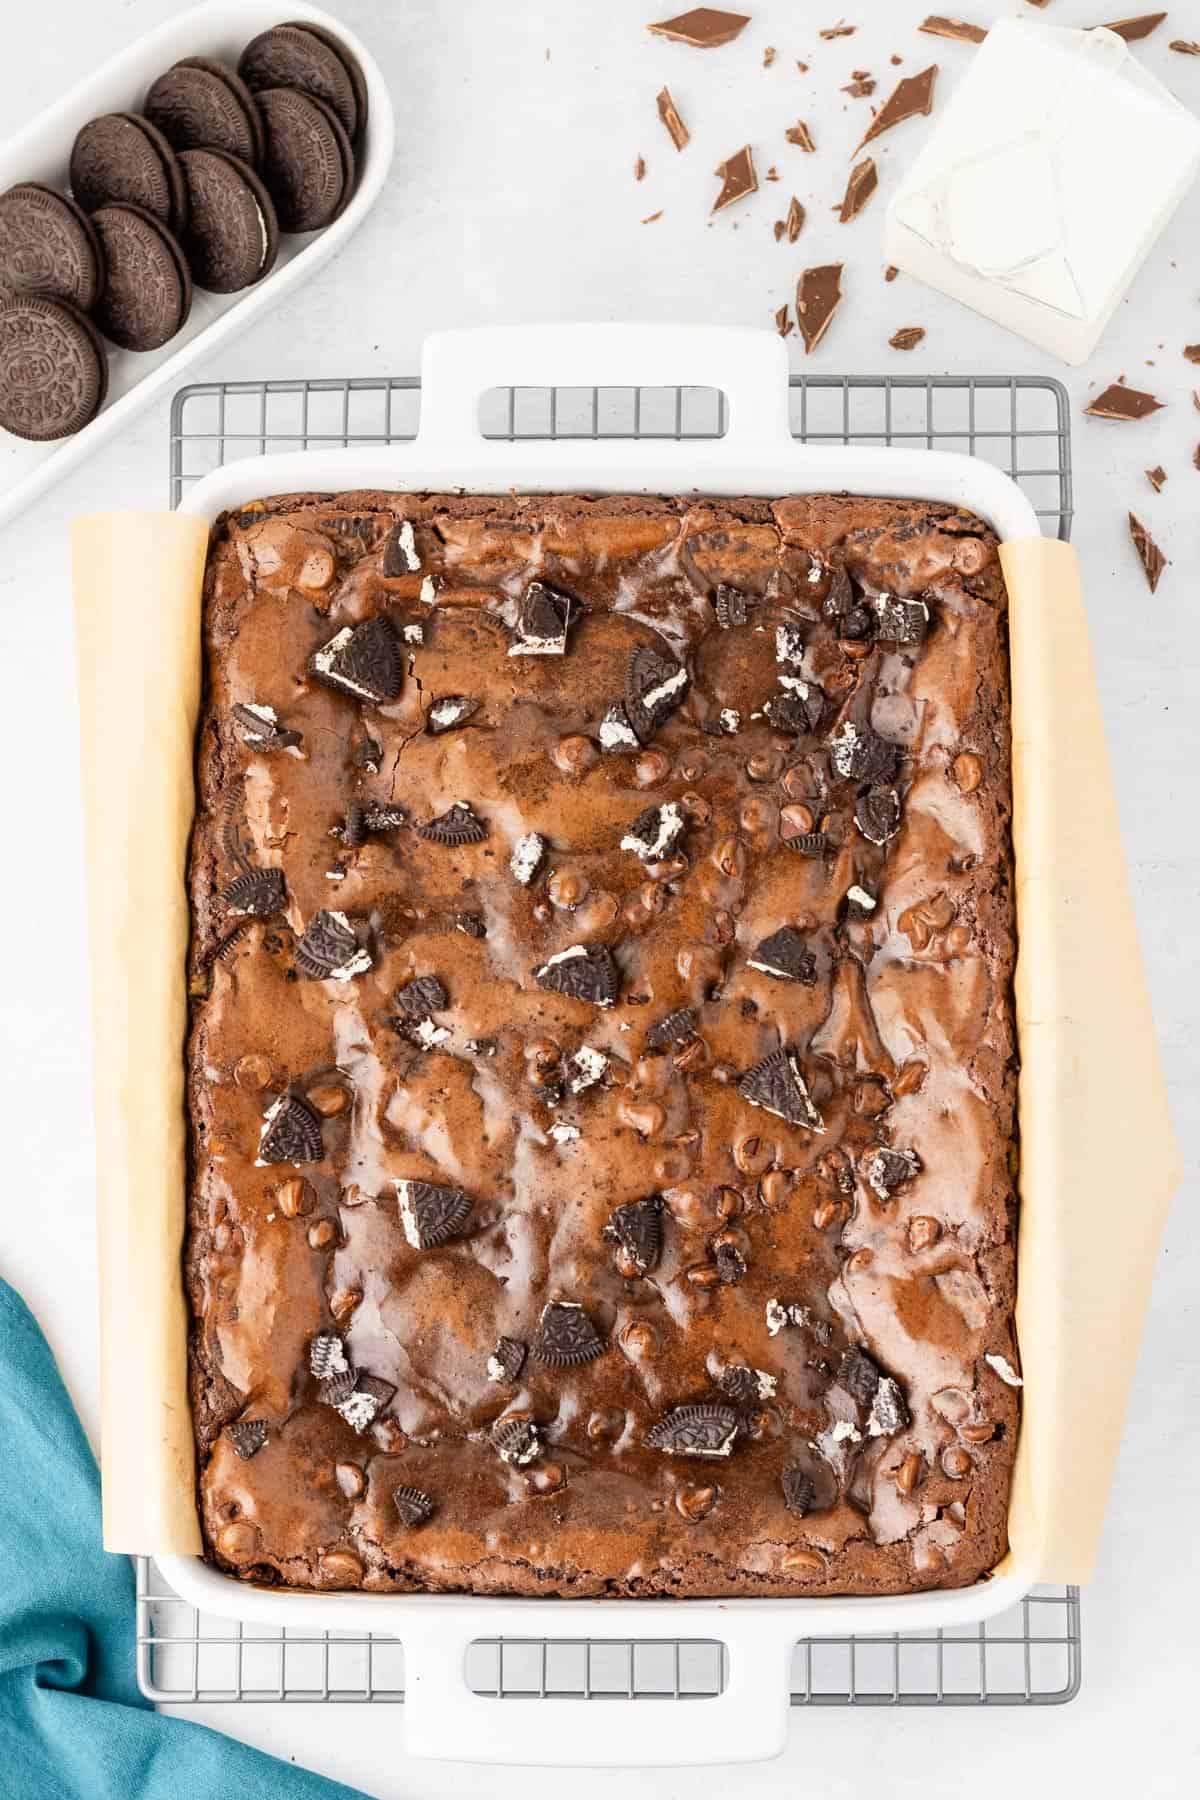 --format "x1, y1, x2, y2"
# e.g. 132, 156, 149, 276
221, 867, 286, 917
309, 1330, 350, 1380
231, 702, 301, 751
311, 617, 402, 704
426, 695, 480, 733
714, 583, 749, 627
395, 1178, 473, 1248
748, 926, 817, 984
533, 1300, 605, 1366
418, 802, 487, 845
492, 1416, 540, 1464
510, 580, 572, 655
828, 721, 896, 783
738, 1048, 824, 1130
874, 595, 929, 644
227, 1419, 268, 1459
620, 800, 686, 861
764, 682, 826, 735
487, 1336, 527, 1383
626, 645, 689, 741
335, 1372, 396, 1435
864, 1146, 921, 1199
393, 1484, 435, 1527
603, 1196, 664, 1274
855, 786, 901, 845
395, 974, 448, 1017
783, 830, 829, 858
295, 909, 372, 979
781, 1464, 817, 1516
535, 943, 620, 1007
645, 1404, 740, 1458
645, 1006, 697, 1049
258, 1094, 324, 1165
